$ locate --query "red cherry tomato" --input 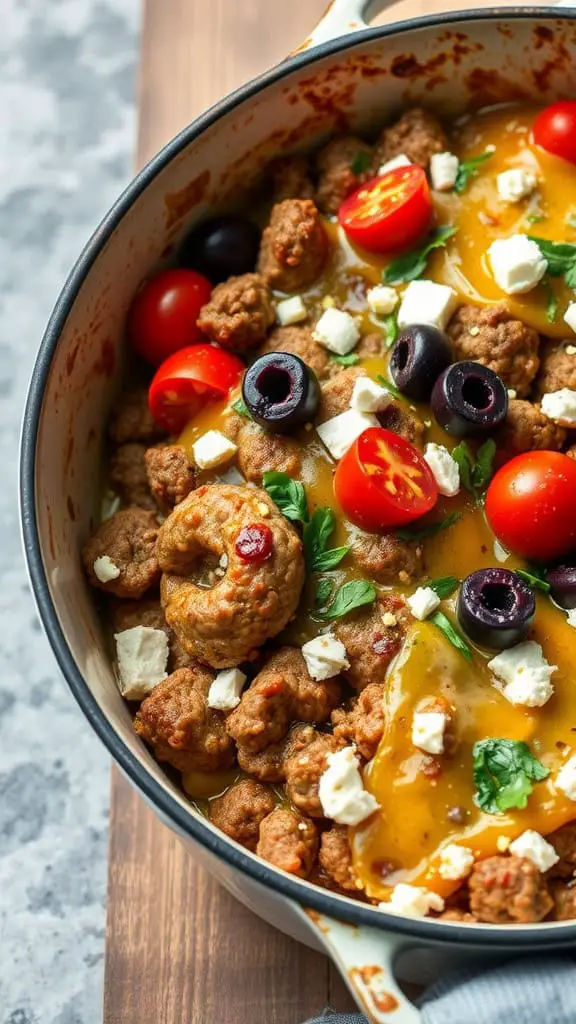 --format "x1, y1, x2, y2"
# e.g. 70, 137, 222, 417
533, 101, 576, 166
485, 451, 576, 562
334, 427, 438, 531
148, 344, 244, 434
338, 166, 433, 254
128, 268, 212, 366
